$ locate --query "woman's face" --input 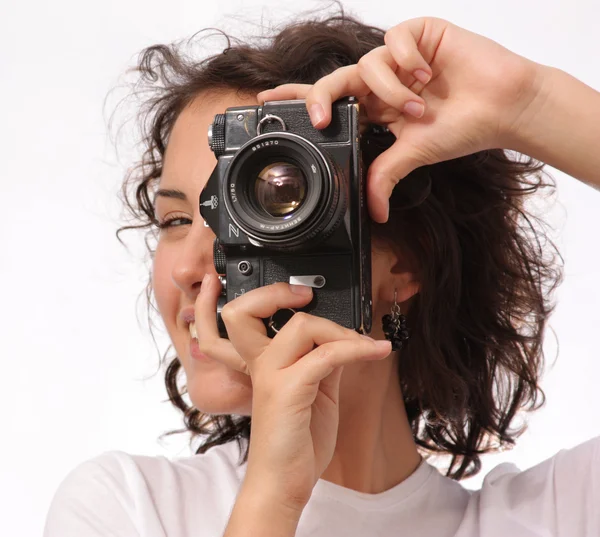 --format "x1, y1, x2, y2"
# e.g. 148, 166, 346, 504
152, 90, 403, 417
